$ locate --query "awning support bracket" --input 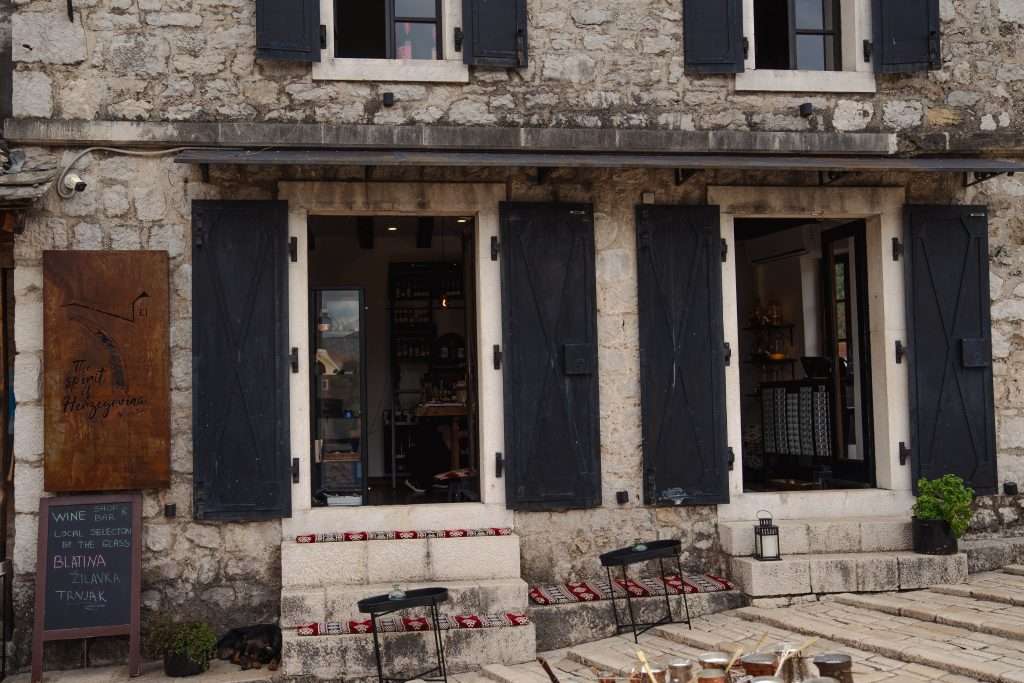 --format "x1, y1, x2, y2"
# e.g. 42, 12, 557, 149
674, 169, 697, 186
818, 170, 847, 185
965, 170, 1014, 187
